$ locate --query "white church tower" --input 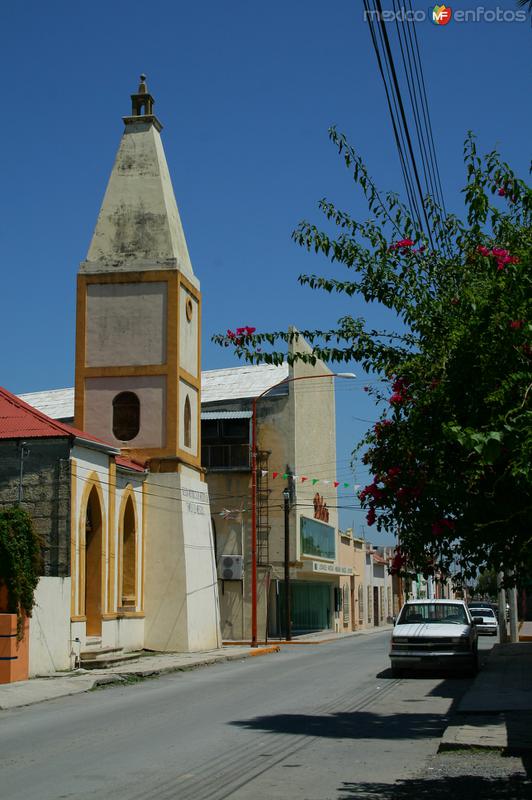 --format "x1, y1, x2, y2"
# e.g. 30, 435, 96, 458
75, 76, 221, 651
